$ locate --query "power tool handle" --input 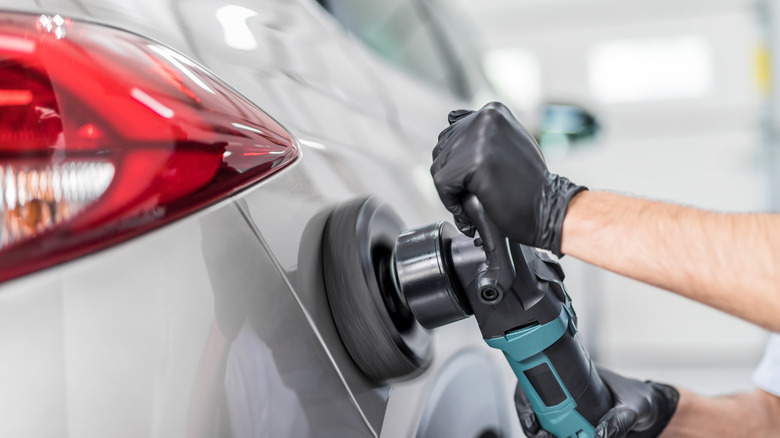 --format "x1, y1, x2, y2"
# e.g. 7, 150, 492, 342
461, 194, 515, 301
489, 314, 613, 438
